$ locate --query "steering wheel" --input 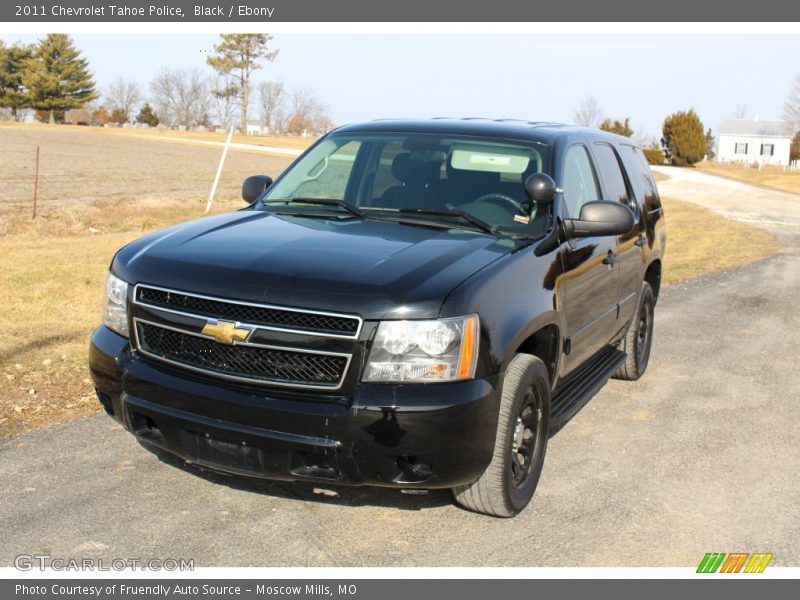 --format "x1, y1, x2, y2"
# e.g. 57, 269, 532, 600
473, 193, 523, 213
